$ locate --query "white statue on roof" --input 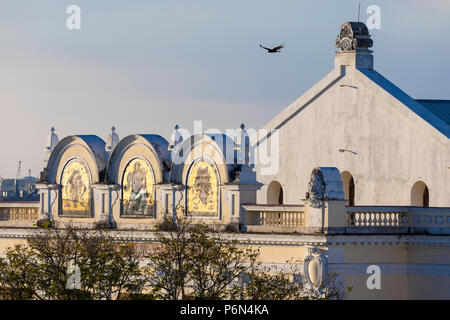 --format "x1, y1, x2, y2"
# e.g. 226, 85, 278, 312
44, 127, 59, 165
105, 126, 120, 153
169, 124, 183, 150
